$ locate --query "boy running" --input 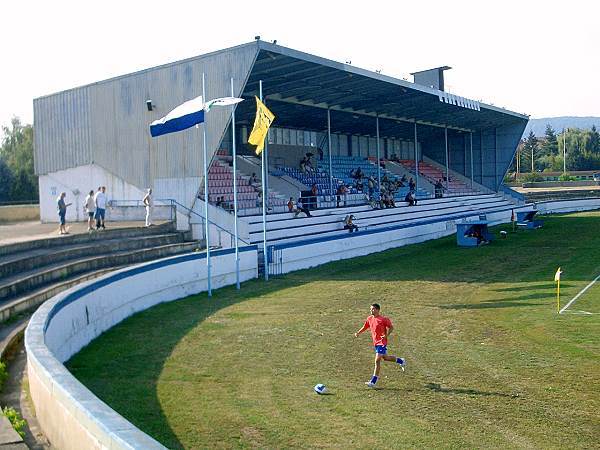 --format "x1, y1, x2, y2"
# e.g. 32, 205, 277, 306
354, 303, 406, 387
